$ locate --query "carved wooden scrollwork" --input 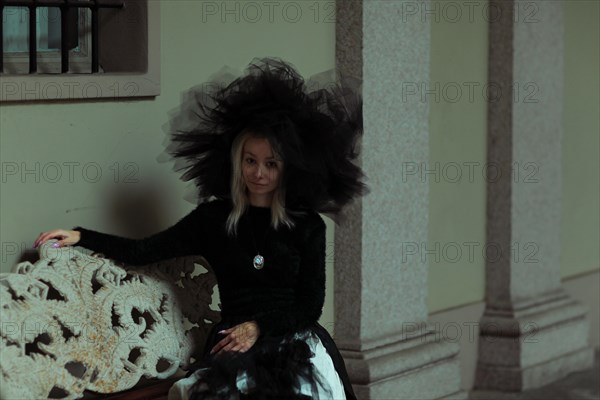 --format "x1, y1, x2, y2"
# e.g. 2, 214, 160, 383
0, 240, 220, 399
